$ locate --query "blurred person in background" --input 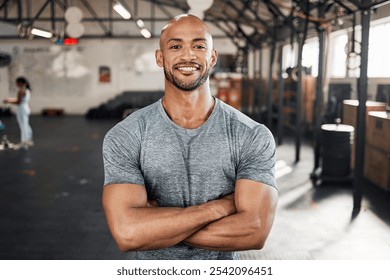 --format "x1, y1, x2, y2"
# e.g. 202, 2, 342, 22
3, 76, 33, 149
